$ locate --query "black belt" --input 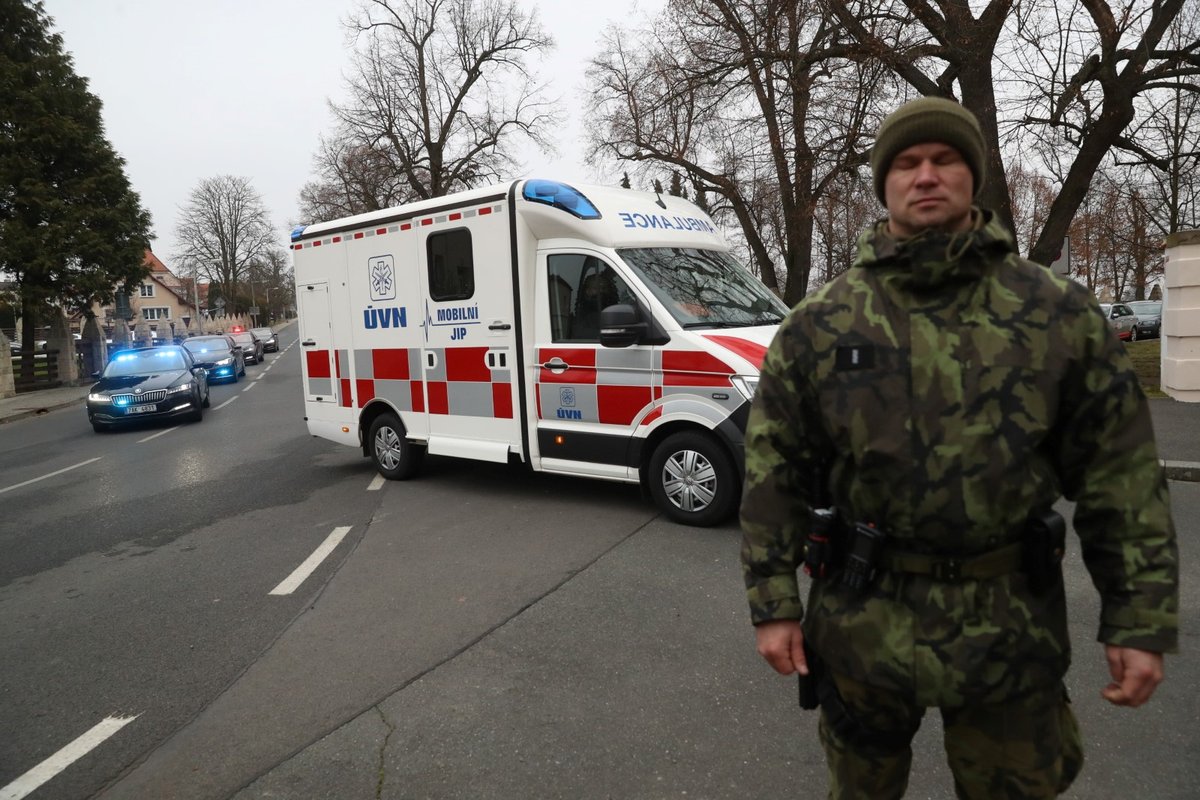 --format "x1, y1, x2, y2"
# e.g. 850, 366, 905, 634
880, 541, 1023, 582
